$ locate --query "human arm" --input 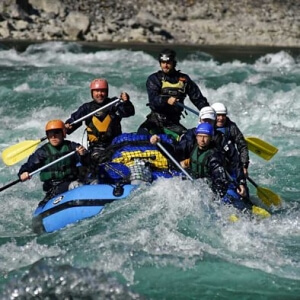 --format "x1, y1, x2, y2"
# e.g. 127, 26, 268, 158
18, 148, 47, 181
185, 74, 209, 110
111, 95, 135, 118
65, 102, 92, 134
229, 120, 249, 175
